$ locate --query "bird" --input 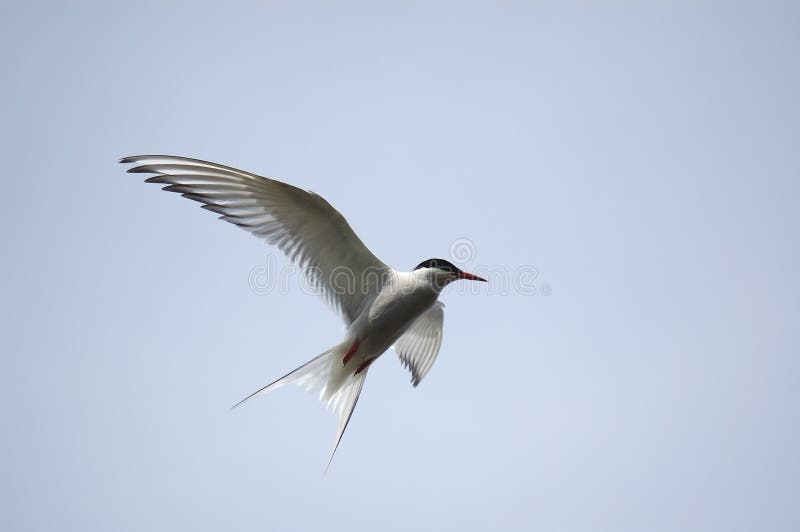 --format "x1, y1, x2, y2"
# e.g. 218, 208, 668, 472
120, 155, 487, 470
